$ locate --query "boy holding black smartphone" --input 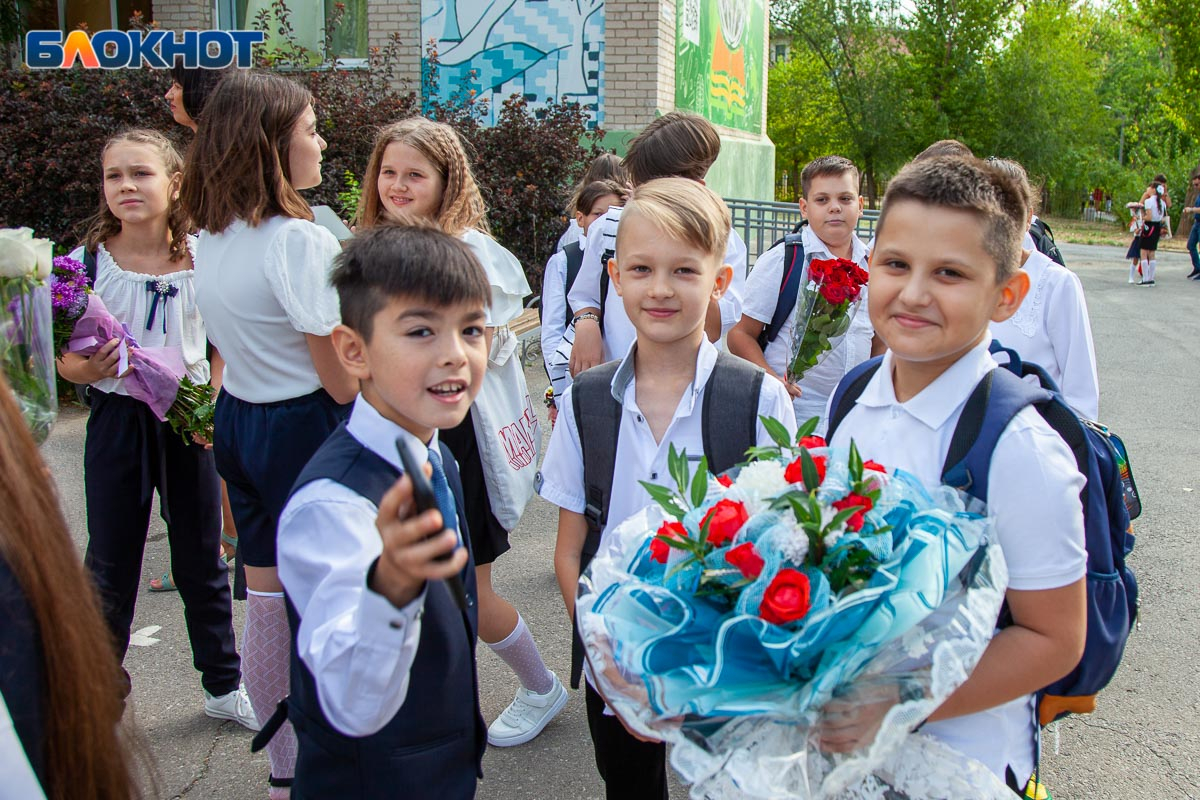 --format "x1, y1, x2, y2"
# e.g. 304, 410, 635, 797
274, 224, 491, 798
